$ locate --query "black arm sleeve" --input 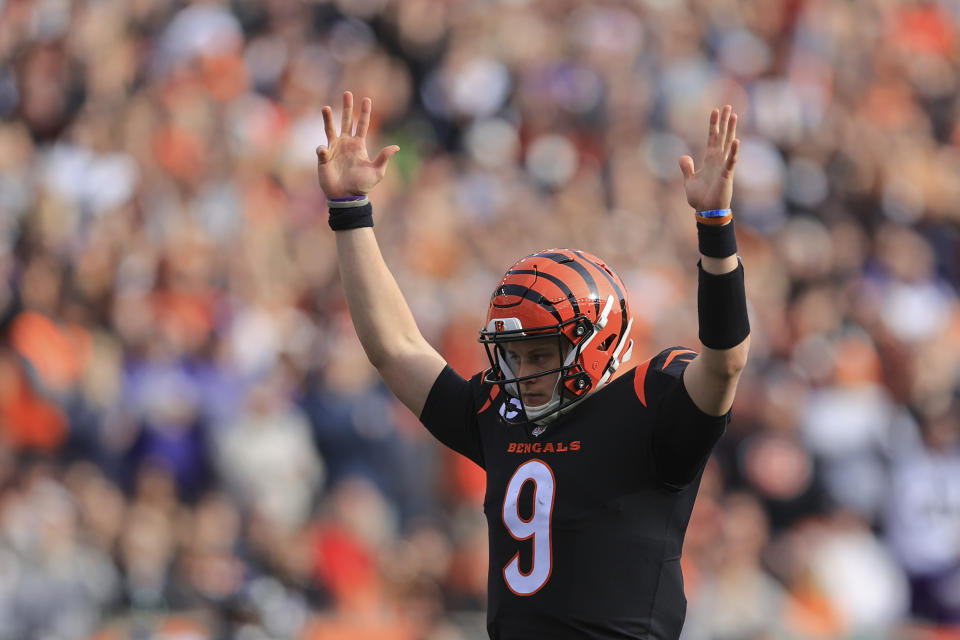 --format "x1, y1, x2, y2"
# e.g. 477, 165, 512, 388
419, 366, 485, 468
651, 372, 727, 489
